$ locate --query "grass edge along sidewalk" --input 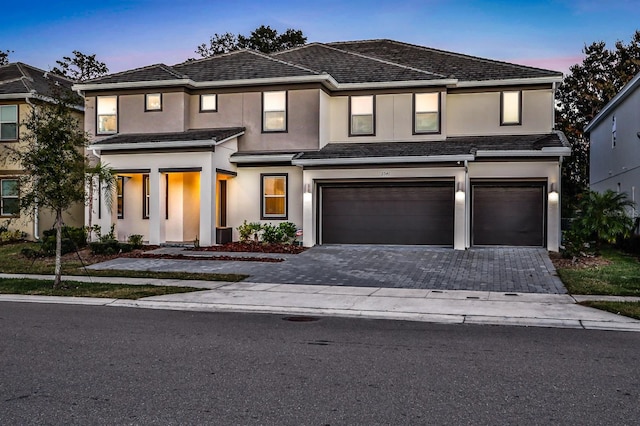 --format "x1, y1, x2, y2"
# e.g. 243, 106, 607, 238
0, 277, 204, 299
555, 248, 640, 320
